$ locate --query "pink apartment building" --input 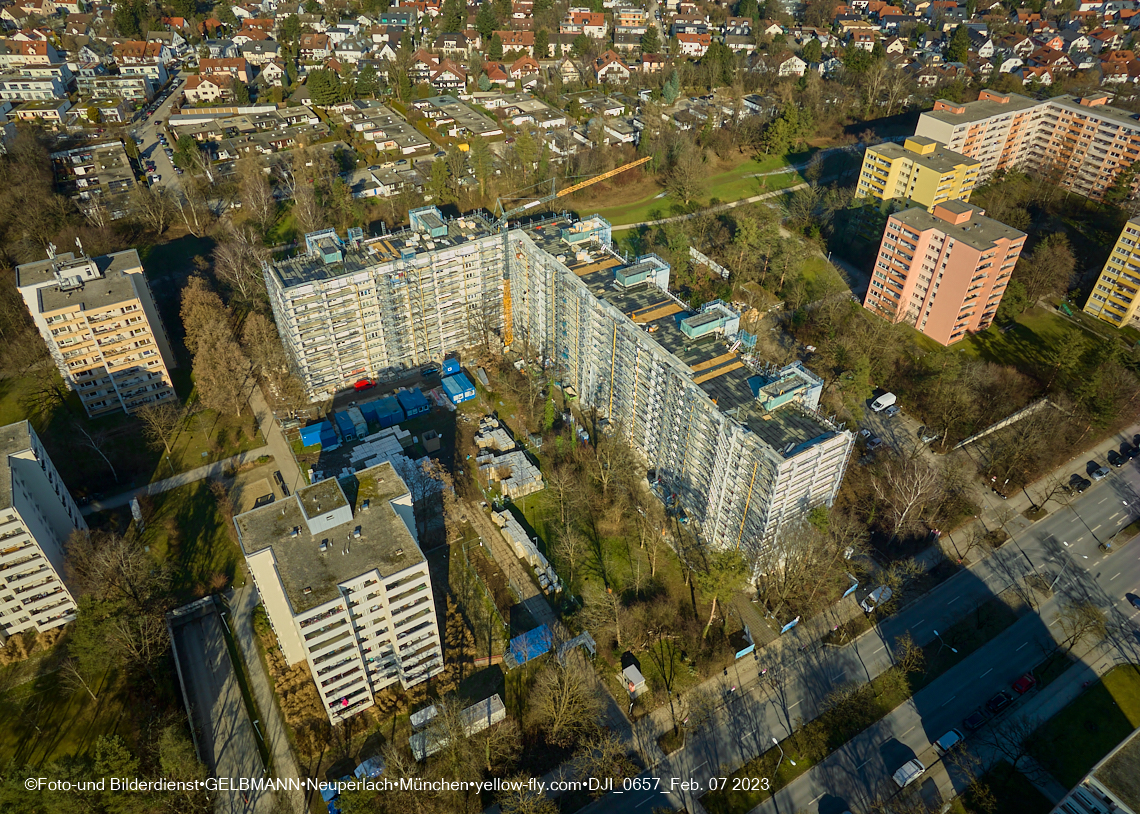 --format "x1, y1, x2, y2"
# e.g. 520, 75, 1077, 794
864, 200, 1026, 345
